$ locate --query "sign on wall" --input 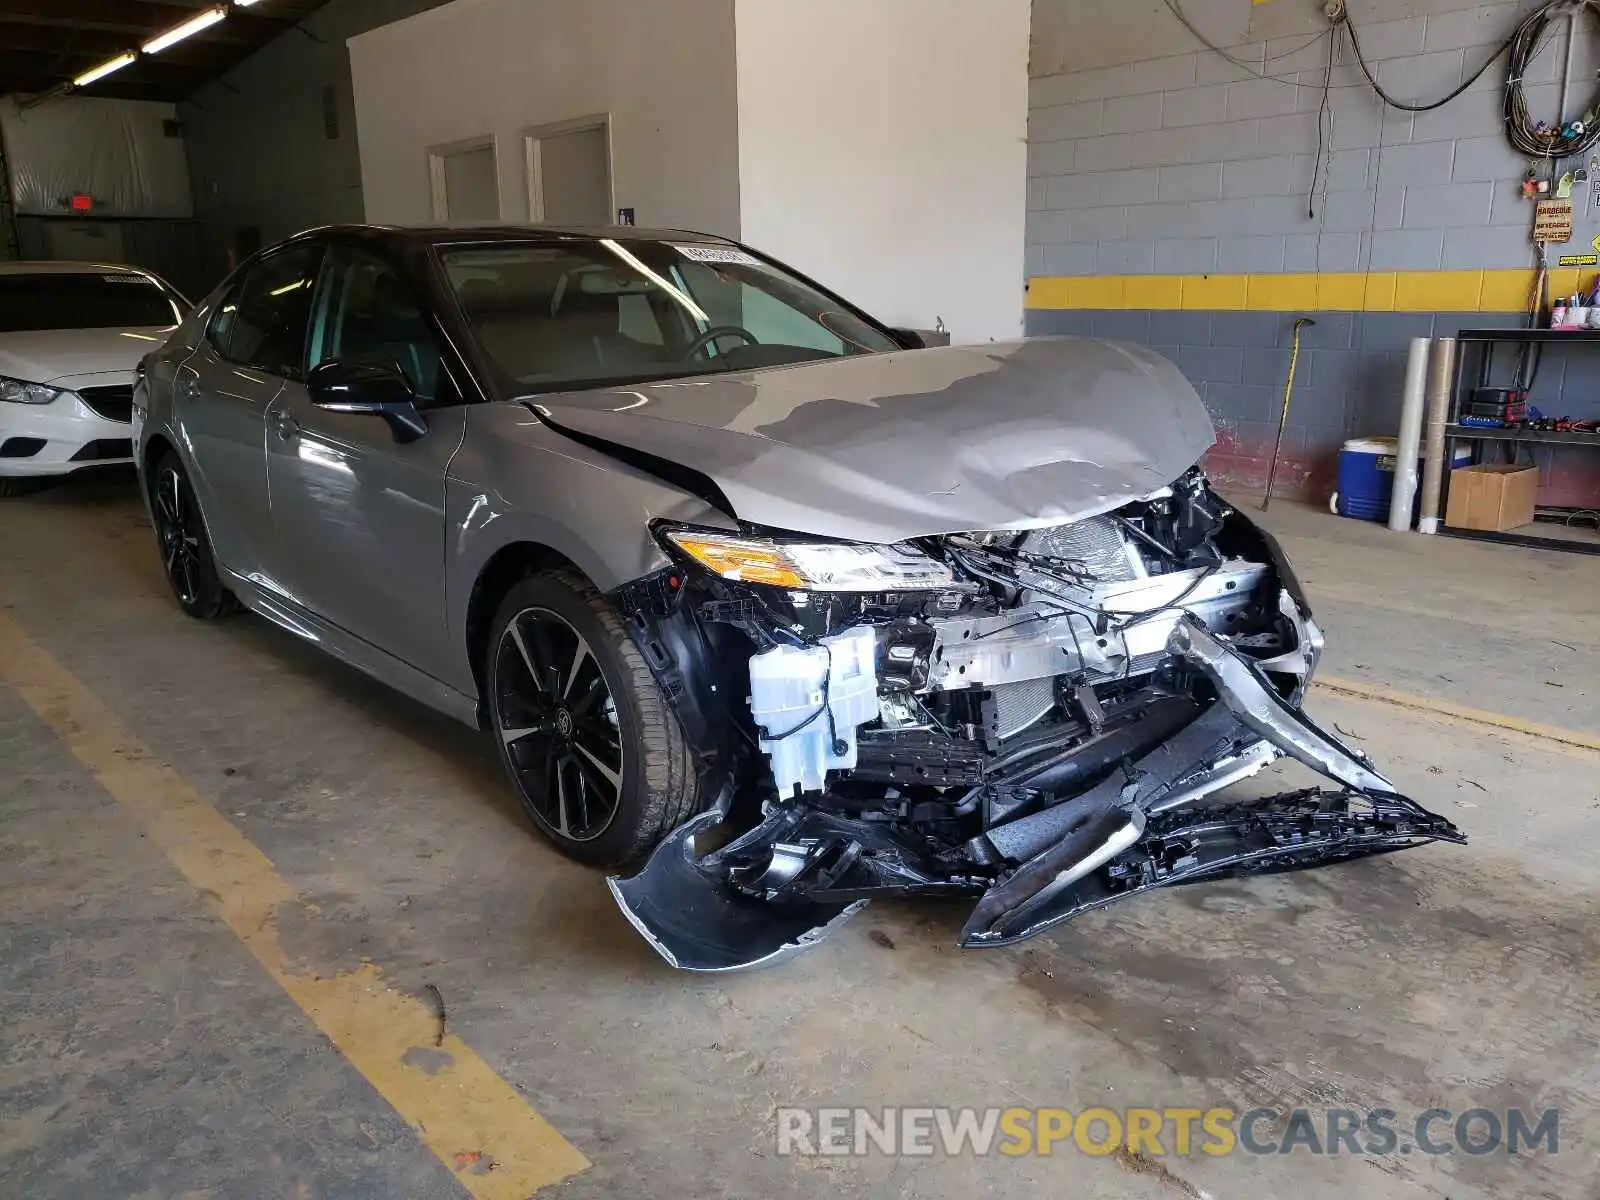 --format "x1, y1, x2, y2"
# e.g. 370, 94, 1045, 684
1535, 198, 1575, 243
